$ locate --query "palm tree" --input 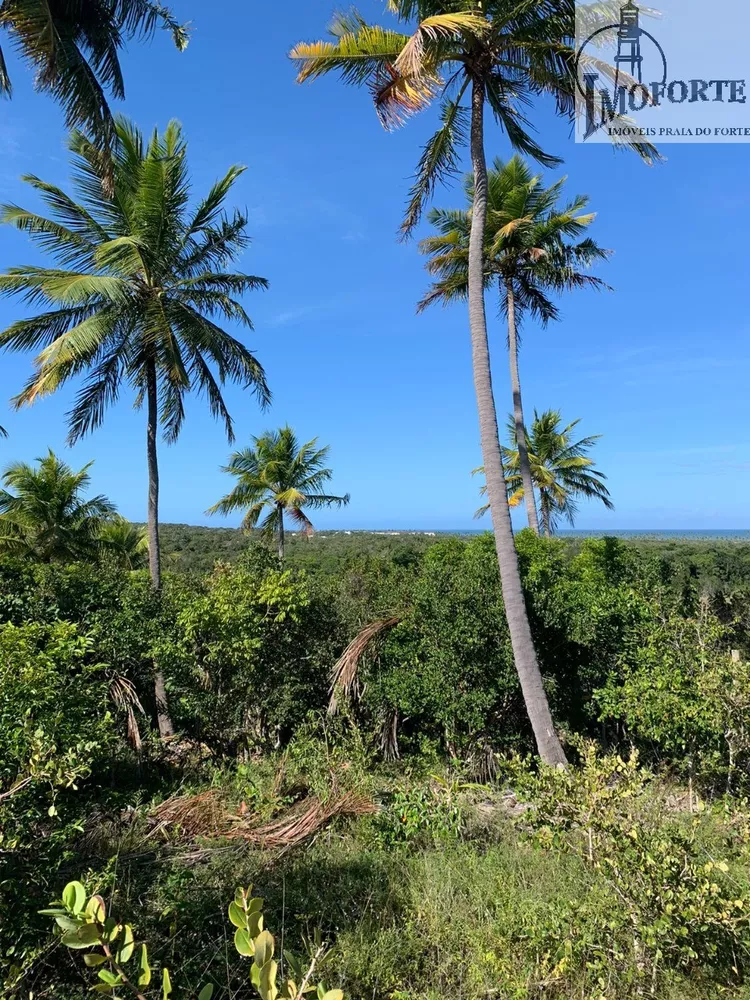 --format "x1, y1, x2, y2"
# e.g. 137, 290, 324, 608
475, 409, 614, 534
0, 450, 115, 562
291, 1, 605, 764
0, 0, 187, 161
419, 157, 609, 535
0, 118, 270, 736
208, 426, 350, 560
100, 515, 148, 569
